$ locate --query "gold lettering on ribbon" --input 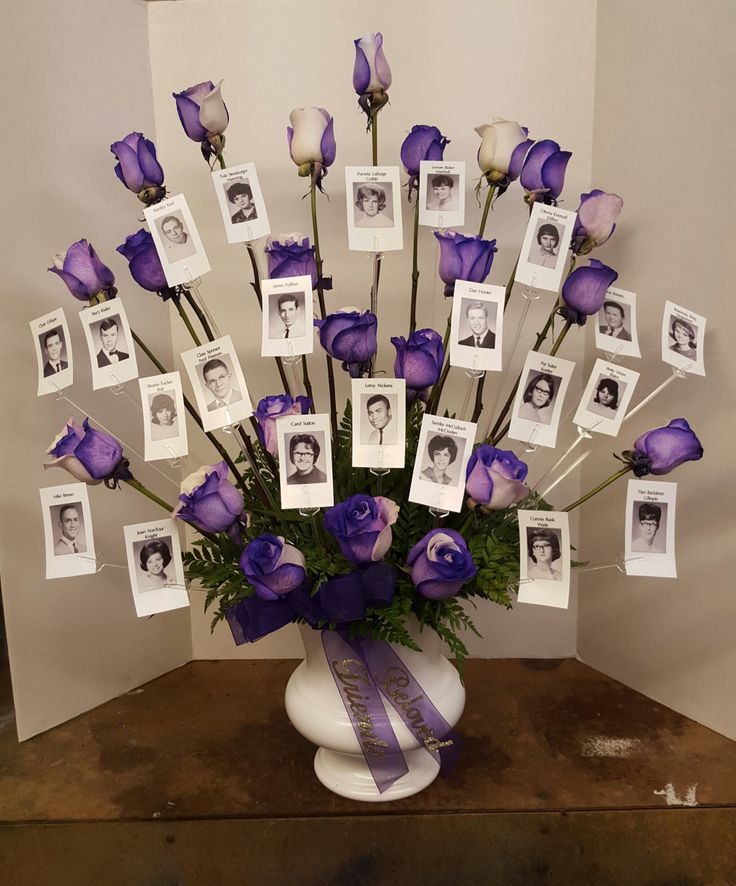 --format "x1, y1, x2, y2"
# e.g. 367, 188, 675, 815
331, 658, 389, 757
376, 665, 453, 752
